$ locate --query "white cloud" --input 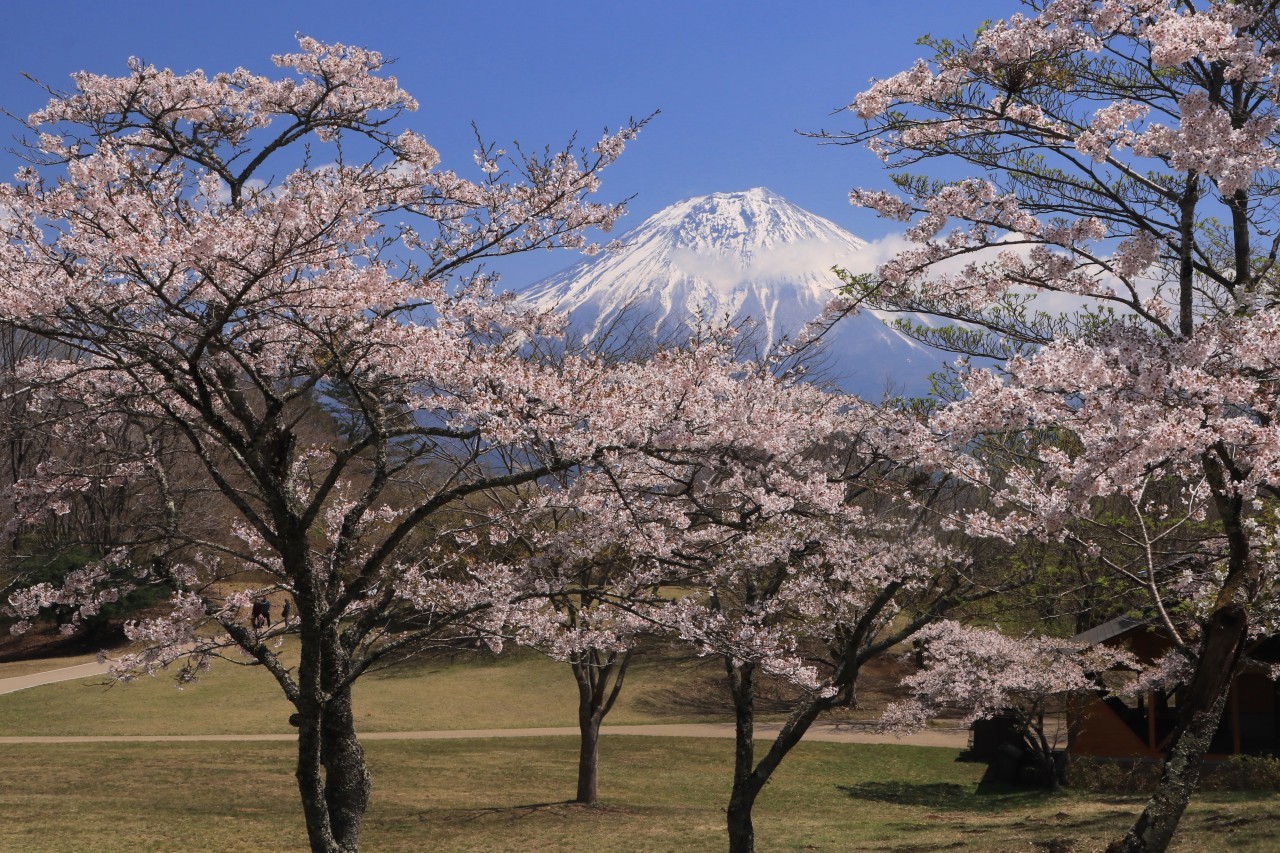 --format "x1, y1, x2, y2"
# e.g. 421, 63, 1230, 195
840, 231, 1161, 321
211, 177, 269, 206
